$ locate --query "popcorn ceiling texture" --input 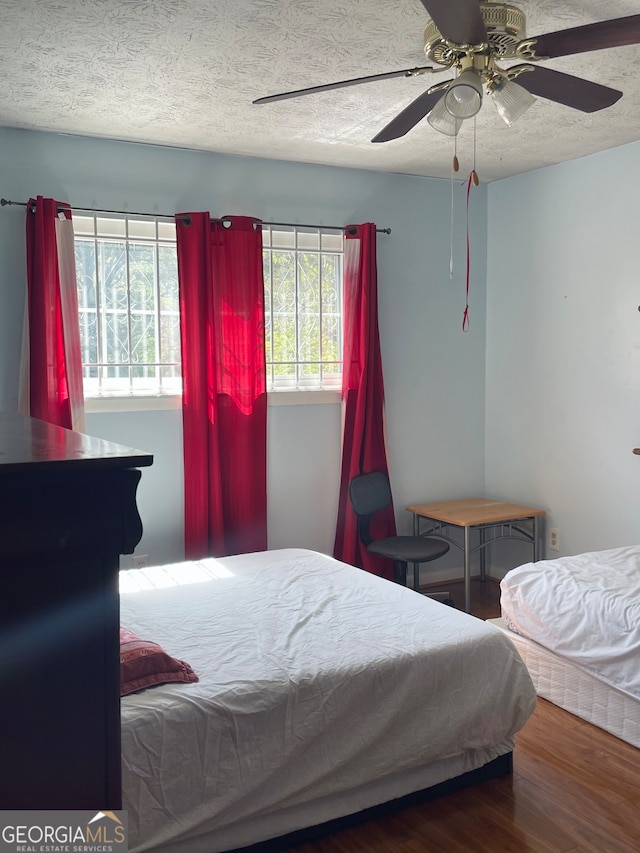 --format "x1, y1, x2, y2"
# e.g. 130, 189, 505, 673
2, 0, 640, 181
